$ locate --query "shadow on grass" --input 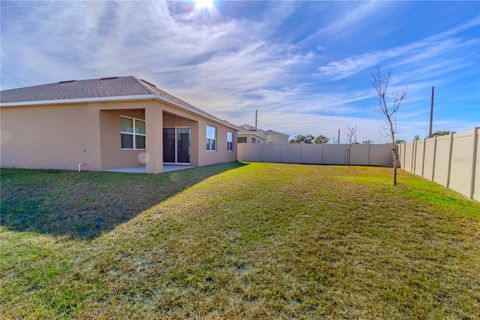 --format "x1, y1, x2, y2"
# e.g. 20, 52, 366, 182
0, 162, 247, 239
